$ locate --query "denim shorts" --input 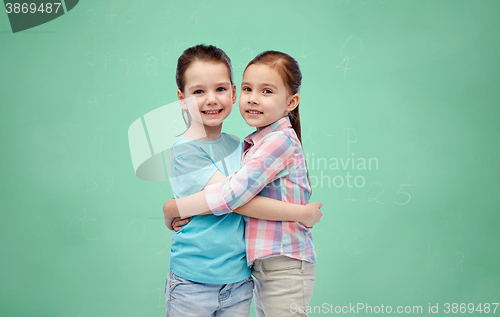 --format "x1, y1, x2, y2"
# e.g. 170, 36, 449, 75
165, 271, 253, 317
